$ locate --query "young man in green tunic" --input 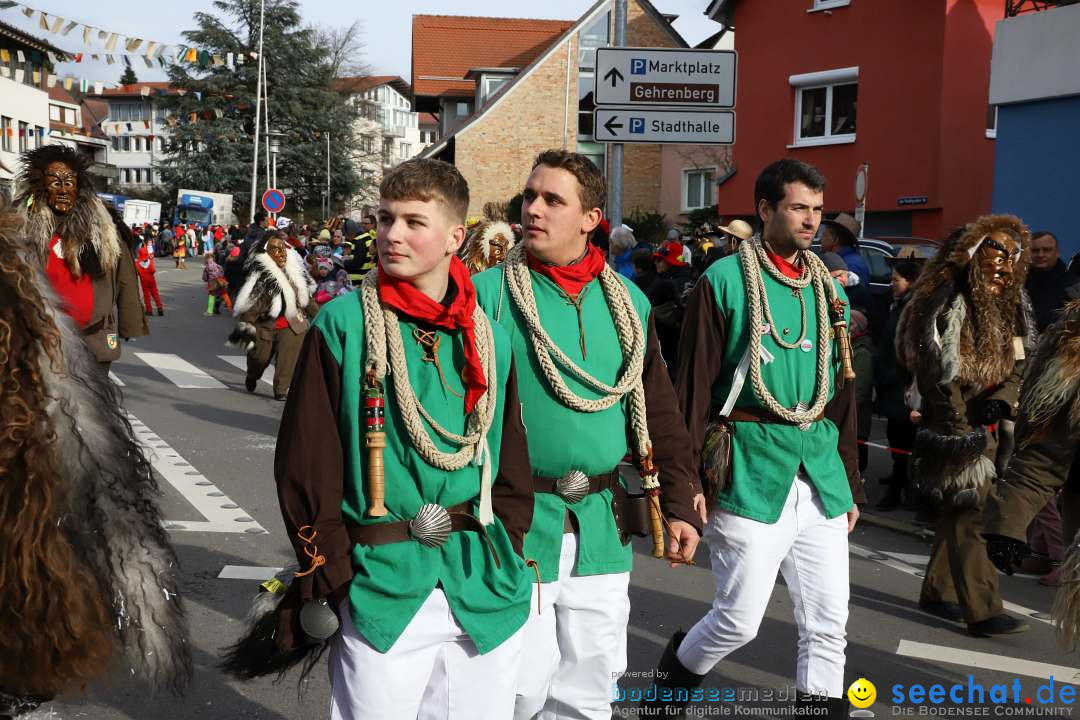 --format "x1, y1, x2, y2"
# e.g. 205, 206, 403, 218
472, 150, 706, 720
642, 160, 864, 718
275, 159, 534, 719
